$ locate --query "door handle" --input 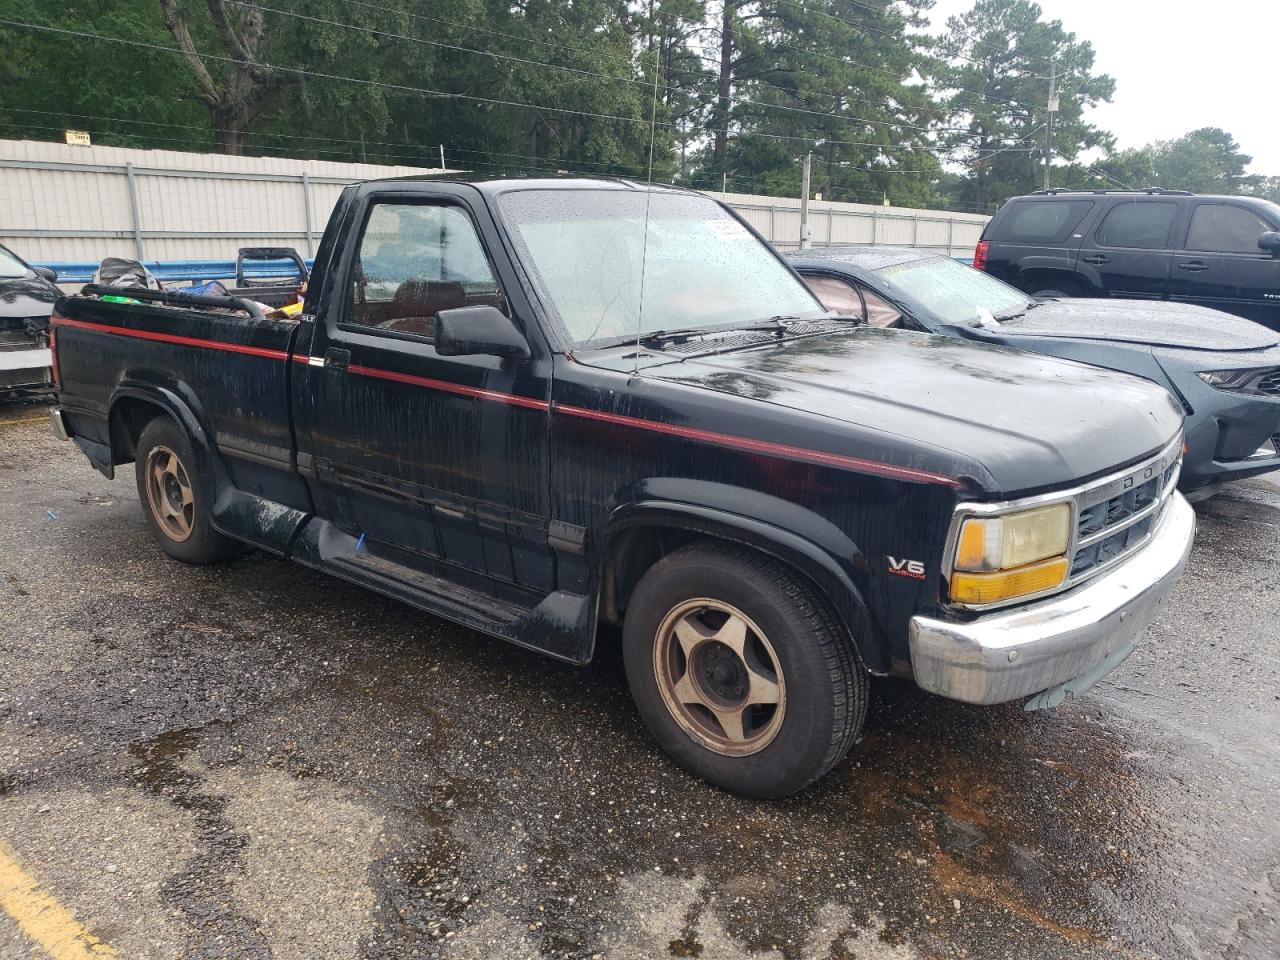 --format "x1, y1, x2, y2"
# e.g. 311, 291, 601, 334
324, 347, 351, 371
1177, 261, 1208, 273
1082, 255, 1111, 265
